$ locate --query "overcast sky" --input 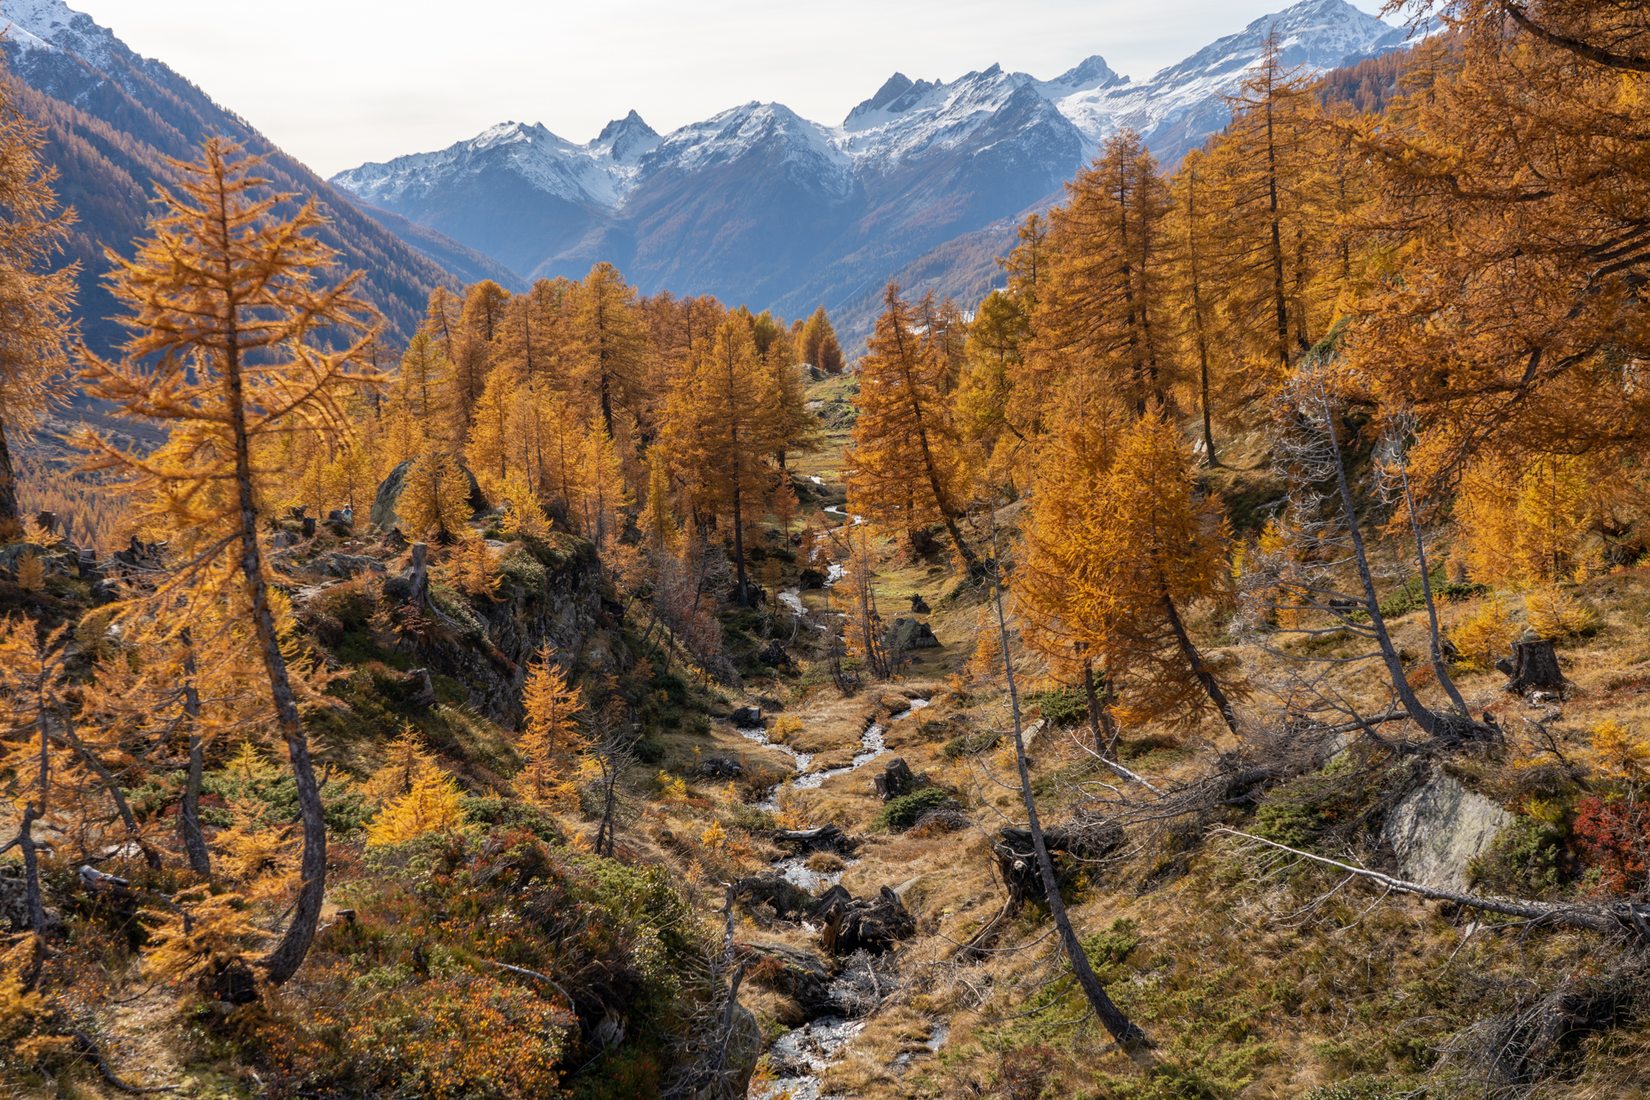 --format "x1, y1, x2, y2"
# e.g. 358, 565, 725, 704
69, 0, 1388, 177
